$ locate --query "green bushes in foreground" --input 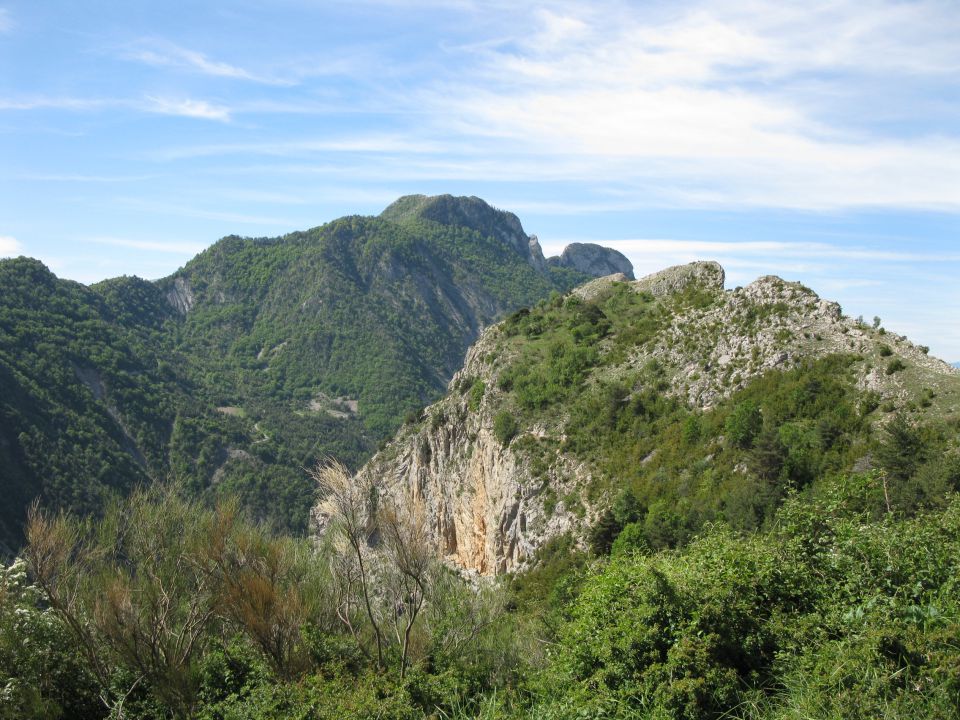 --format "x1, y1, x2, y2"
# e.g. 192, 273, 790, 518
526, 475, 960, 719
4, 471, 960, 719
